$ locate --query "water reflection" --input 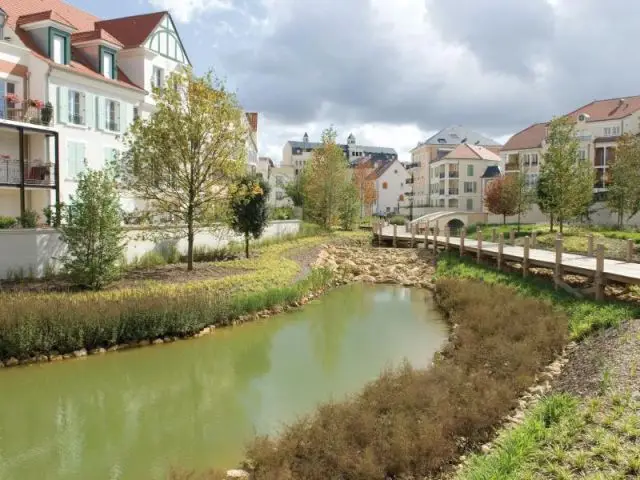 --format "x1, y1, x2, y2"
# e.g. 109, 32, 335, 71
0, 284, 448, 480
